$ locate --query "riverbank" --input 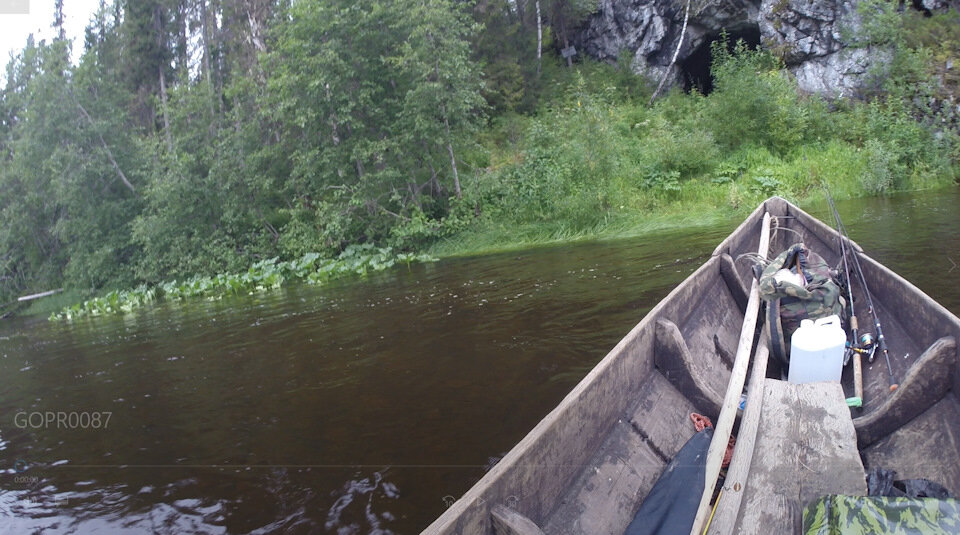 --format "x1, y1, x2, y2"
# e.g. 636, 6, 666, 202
38, 183, 956, 321
426, 37, 960, 257
425, 53, 959, 255
4, 2, 959, 320
44, 247, 435, 321
25, 35, 960, 320
428, 183, 958, 259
